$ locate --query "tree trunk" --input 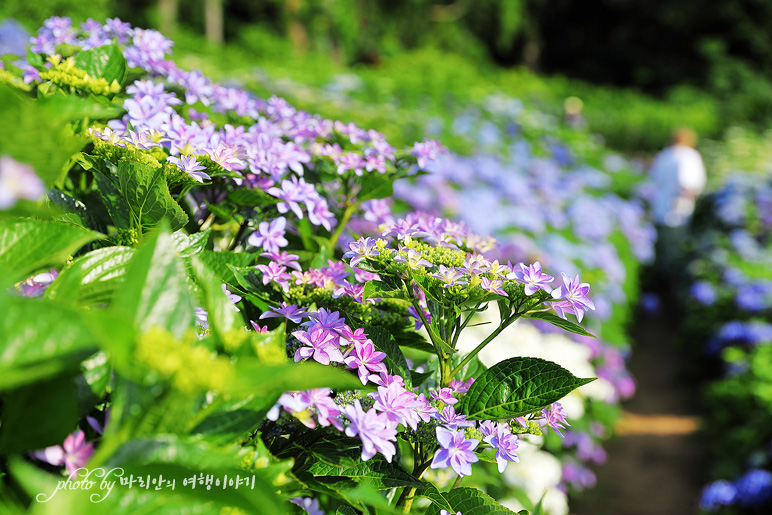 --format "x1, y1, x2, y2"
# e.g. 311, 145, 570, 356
205, 0, 224, 45
158, 0, 179, 36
